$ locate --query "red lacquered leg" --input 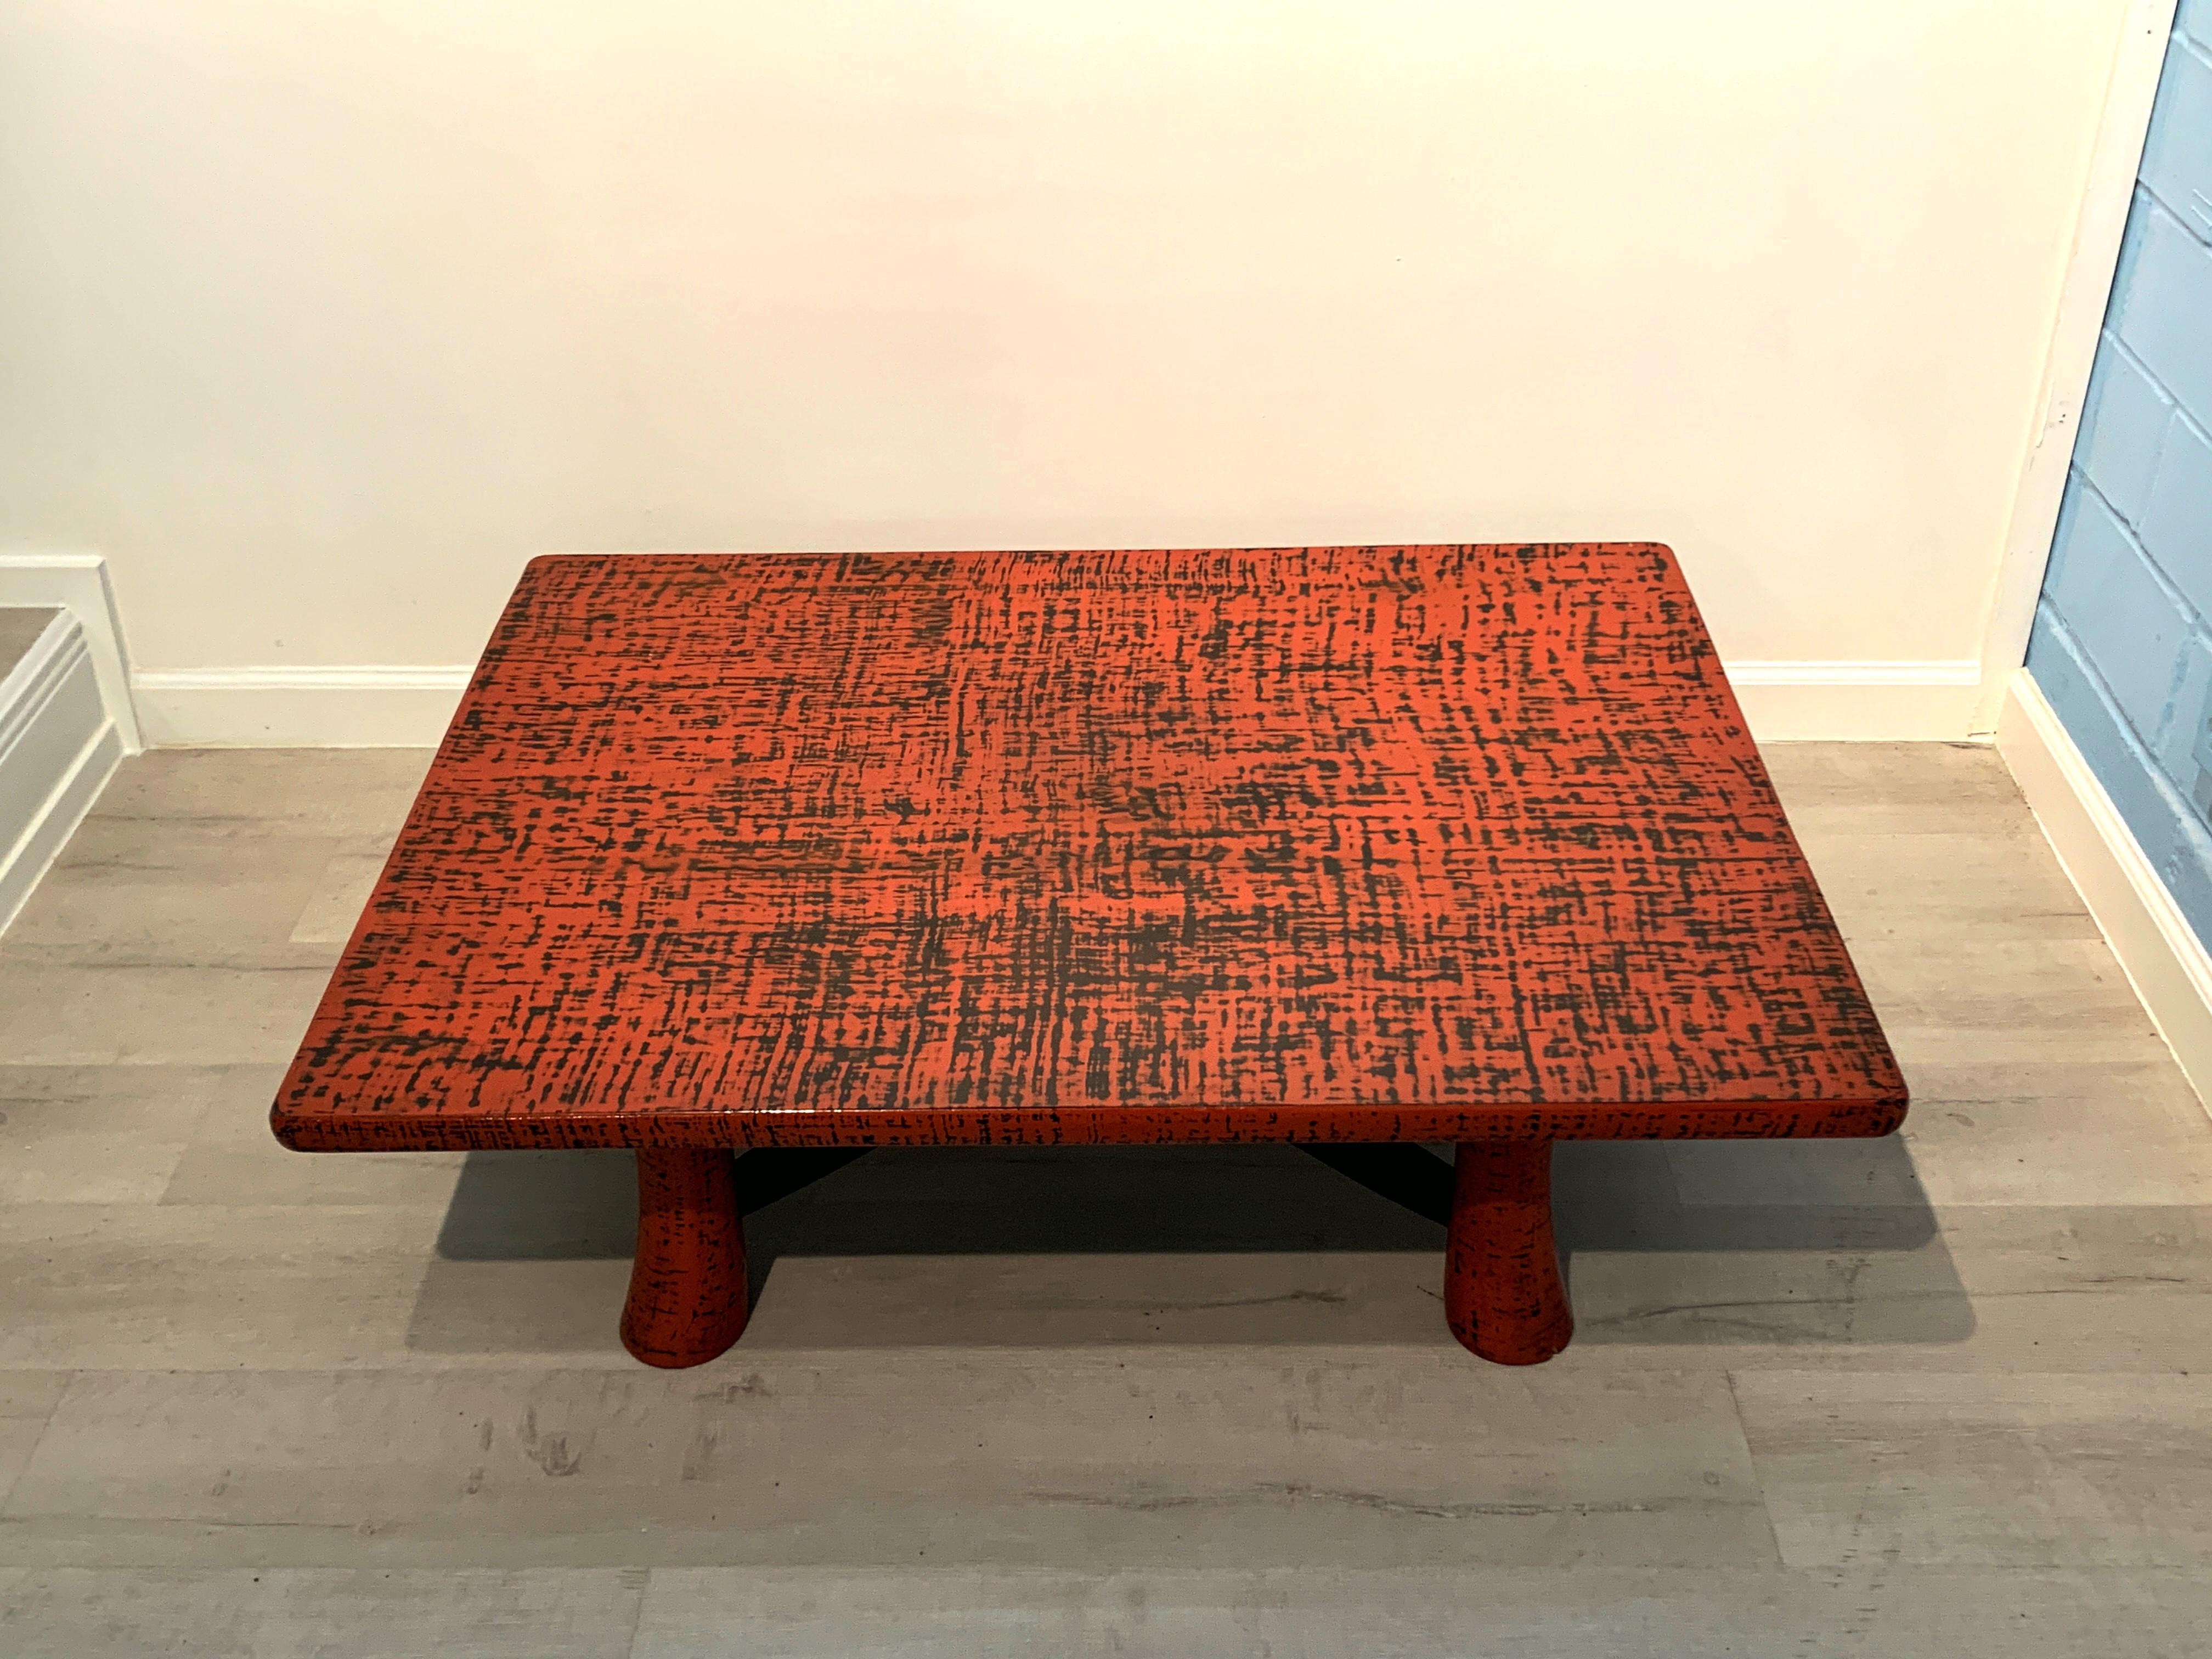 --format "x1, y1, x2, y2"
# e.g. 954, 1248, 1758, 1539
620, 1148, 748, 1368
1444, 1140, 1573, 1364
